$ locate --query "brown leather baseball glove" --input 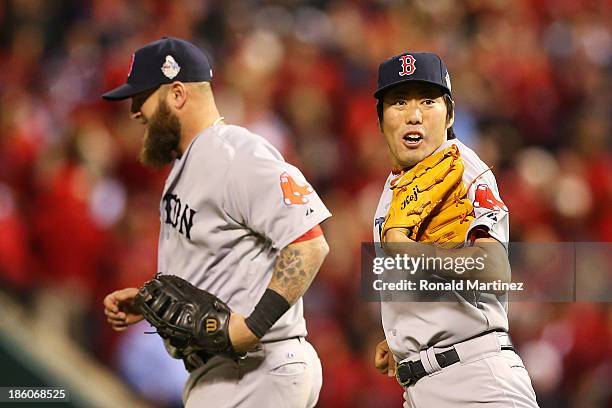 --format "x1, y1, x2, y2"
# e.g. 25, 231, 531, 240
382, 145, 474, 245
